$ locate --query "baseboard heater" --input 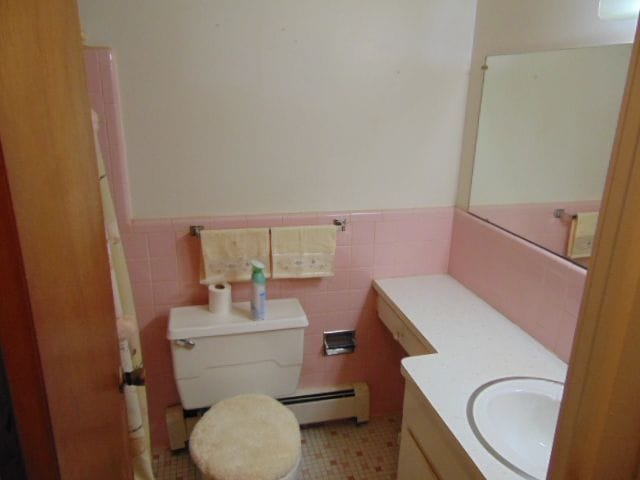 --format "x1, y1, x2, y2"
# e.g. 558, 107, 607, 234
166, 382, 370, 450
278, 382, 370, 425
